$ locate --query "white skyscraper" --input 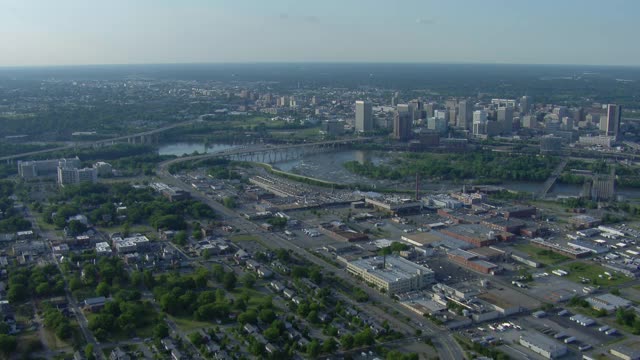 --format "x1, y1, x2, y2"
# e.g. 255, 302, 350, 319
355, 100, 373, 132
